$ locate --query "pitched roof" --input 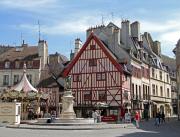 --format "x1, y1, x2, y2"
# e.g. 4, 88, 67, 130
161, 54, 176, 71
0, 45, 13, 55
63, 32, 124, 77
37, 53, 67, 88
0, 46, 39, 61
